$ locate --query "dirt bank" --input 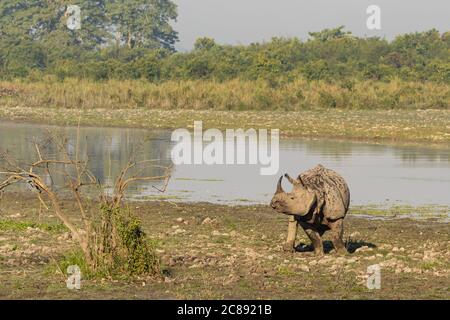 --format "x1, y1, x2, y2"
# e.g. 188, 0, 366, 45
0, 195, 448, 299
